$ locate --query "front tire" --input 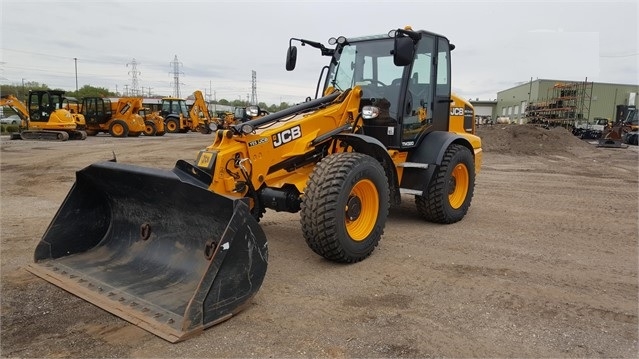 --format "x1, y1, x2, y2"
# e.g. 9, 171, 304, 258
300, 152, 389, 263
143, 121, 157, 136
415, 144, 475, 223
